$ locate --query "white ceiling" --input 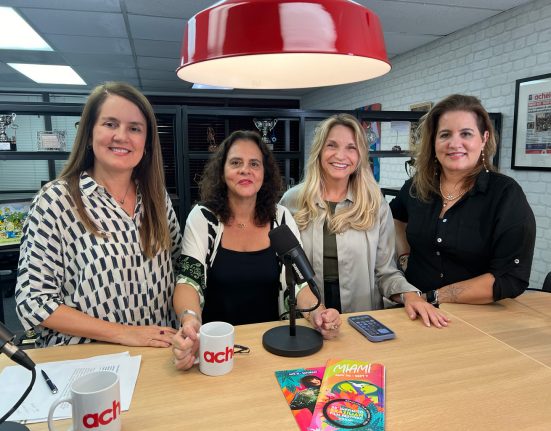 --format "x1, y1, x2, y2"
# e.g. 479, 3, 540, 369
0, 0, 535, 98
